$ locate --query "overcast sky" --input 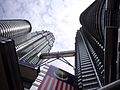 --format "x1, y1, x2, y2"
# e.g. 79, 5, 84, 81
0, 0, 94, 74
